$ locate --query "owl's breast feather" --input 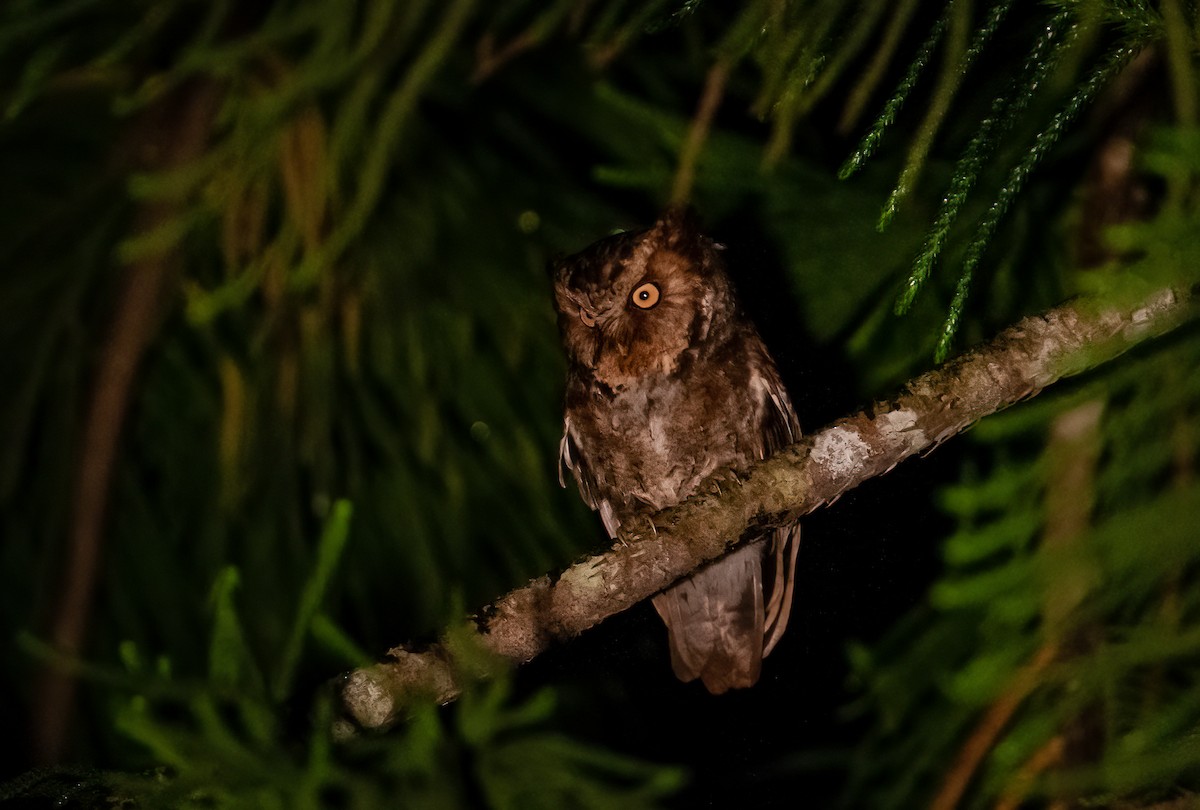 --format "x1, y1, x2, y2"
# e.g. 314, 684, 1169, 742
573, 363, 754, 517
